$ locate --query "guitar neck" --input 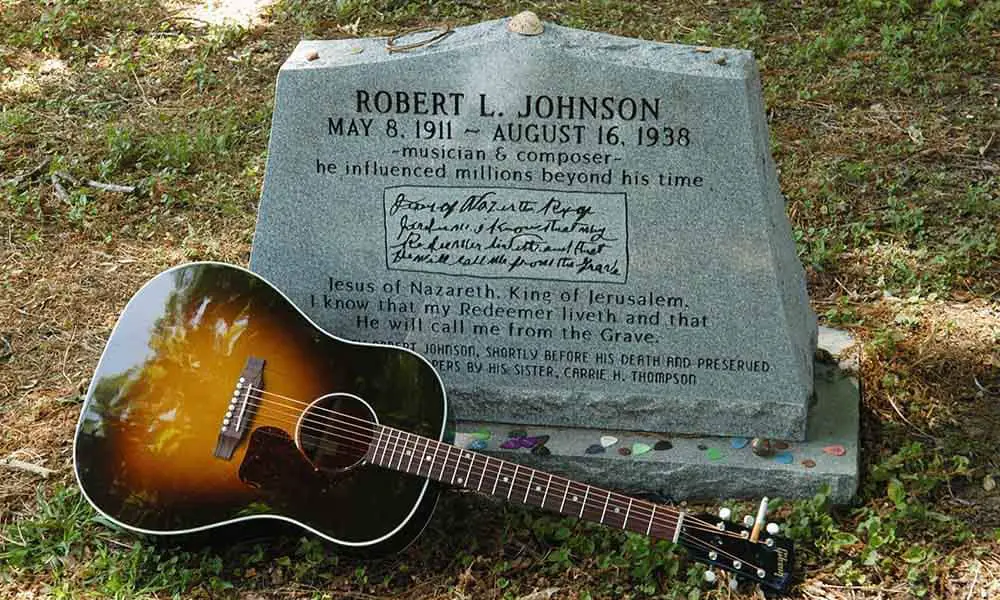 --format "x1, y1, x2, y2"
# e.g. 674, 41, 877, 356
366, 425, 683, 541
